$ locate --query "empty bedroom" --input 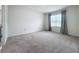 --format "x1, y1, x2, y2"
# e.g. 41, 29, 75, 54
0, 5, 79, 53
